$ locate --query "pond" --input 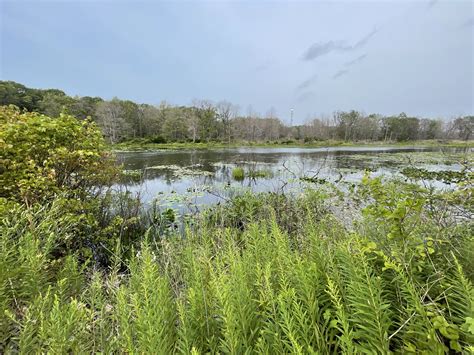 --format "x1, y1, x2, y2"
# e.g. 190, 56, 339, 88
115, 146, 471, 209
